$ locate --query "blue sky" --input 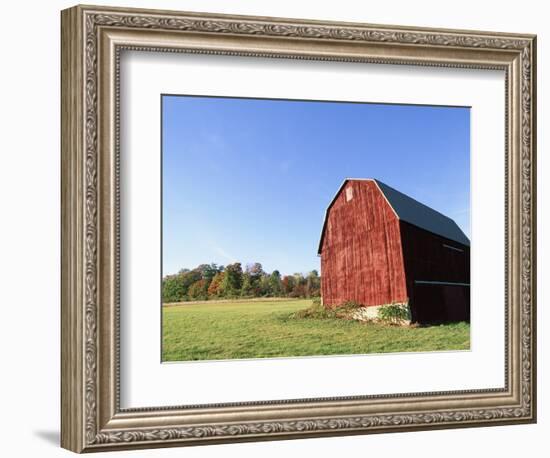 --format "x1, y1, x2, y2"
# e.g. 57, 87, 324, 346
162, 95, 470, 276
